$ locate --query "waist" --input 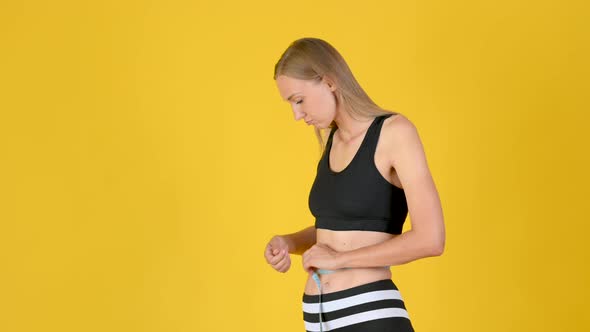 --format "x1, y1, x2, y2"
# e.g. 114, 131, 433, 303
315, 229, 396, 254
307, 266, 392, 296
314, 266, 389, 274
